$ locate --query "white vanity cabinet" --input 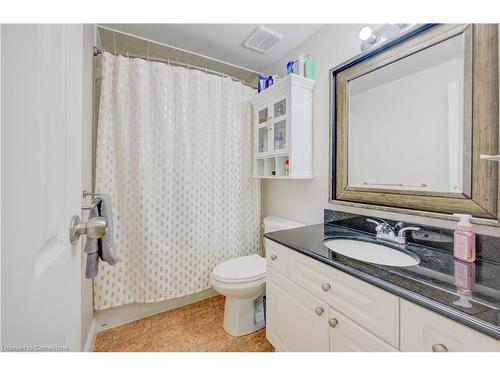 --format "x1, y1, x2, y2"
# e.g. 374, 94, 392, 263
251, 74, 314, 179
266, 268, 330, 352
288, 249, 400, 347
400, 300, 500, 352
265, 239, 500, 352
